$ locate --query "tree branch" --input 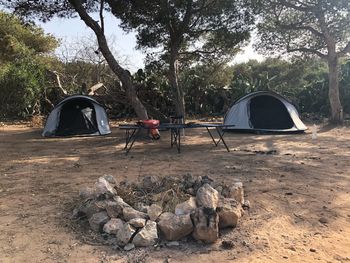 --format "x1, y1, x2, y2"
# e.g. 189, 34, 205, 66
286, 46, 327, 58
338, 42, 350, 57
279, 23, 323, 39
99, 0, 105, 34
